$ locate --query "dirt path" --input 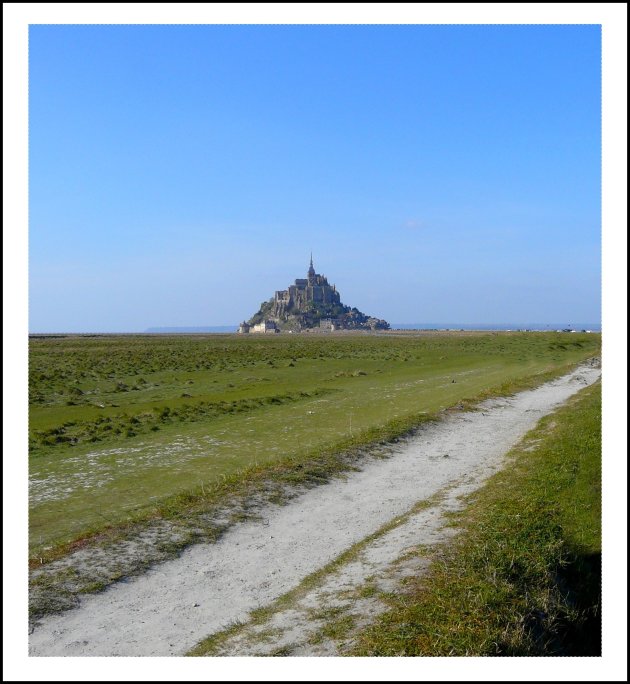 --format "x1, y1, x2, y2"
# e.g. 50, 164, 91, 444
29, 363, 600, 657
